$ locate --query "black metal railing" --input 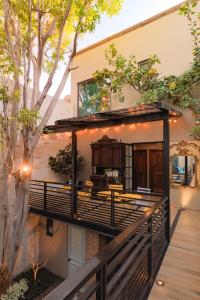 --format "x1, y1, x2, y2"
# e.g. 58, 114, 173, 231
43, 197, 168, 300
29, 180, 163, 234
